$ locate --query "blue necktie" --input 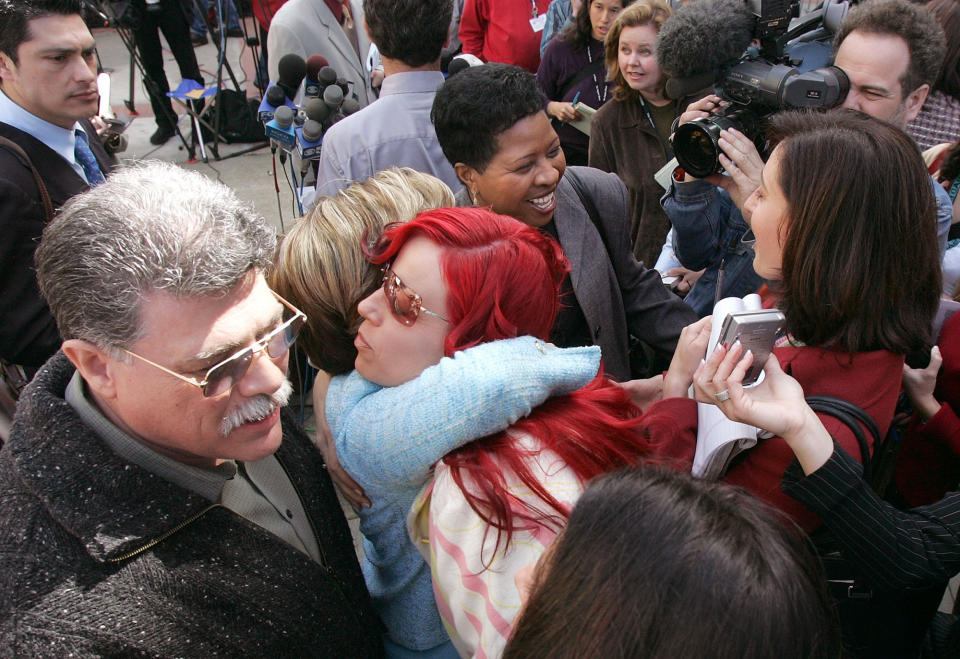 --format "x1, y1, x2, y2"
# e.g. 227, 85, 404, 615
74, 129, 105, 186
